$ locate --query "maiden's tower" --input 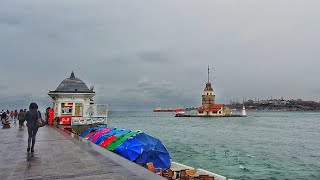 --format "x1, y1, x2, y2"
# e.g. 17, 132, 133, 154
197, 67, 231, 116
